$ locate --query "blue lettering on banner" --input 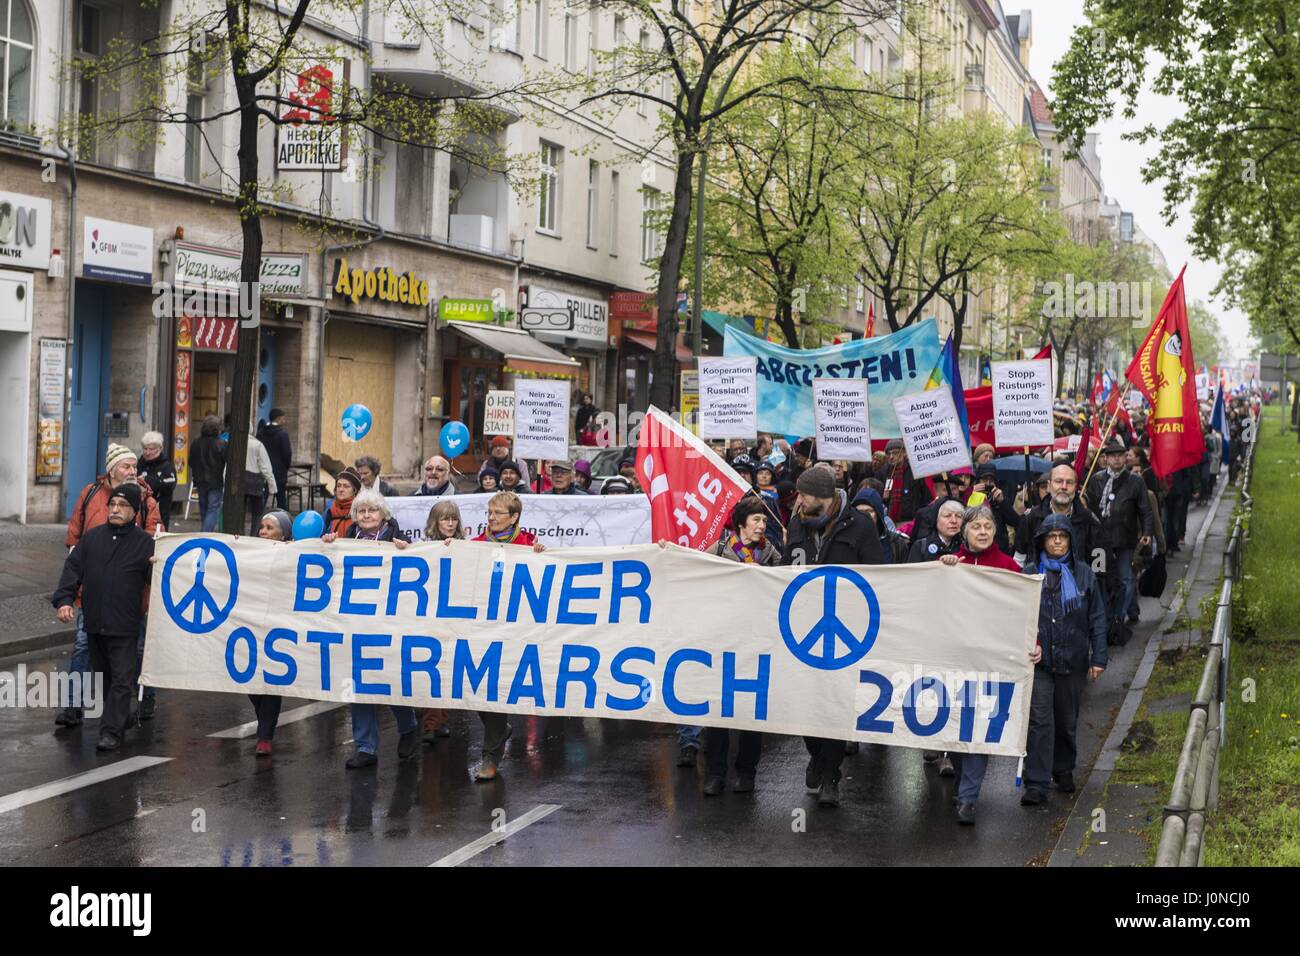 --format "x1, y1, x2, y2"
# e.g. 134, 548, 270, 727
294, 554, 333, 612
437, 557, 476, 619
225, 626, 257, 683
902, 676, 950, 736
352, 633, 393, 695
983, 680, 1015, 743
341, 556, 384, 615
605, 646, 655, 711
263, 627, 298, 686
556, 563, 602, 625
721, 652, 770, 720
663, 648, 711, 717
507, 644, 546, 706
609, 560, 651, 624
854, 669, 1019, 742
555, 644, 599, 708
507, 564, 555, 623
306, 630, 344, 690
387, 556, 430, 616
452, 639, 502, 701
401, 635, 441, 697
856, 669, 894, 732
